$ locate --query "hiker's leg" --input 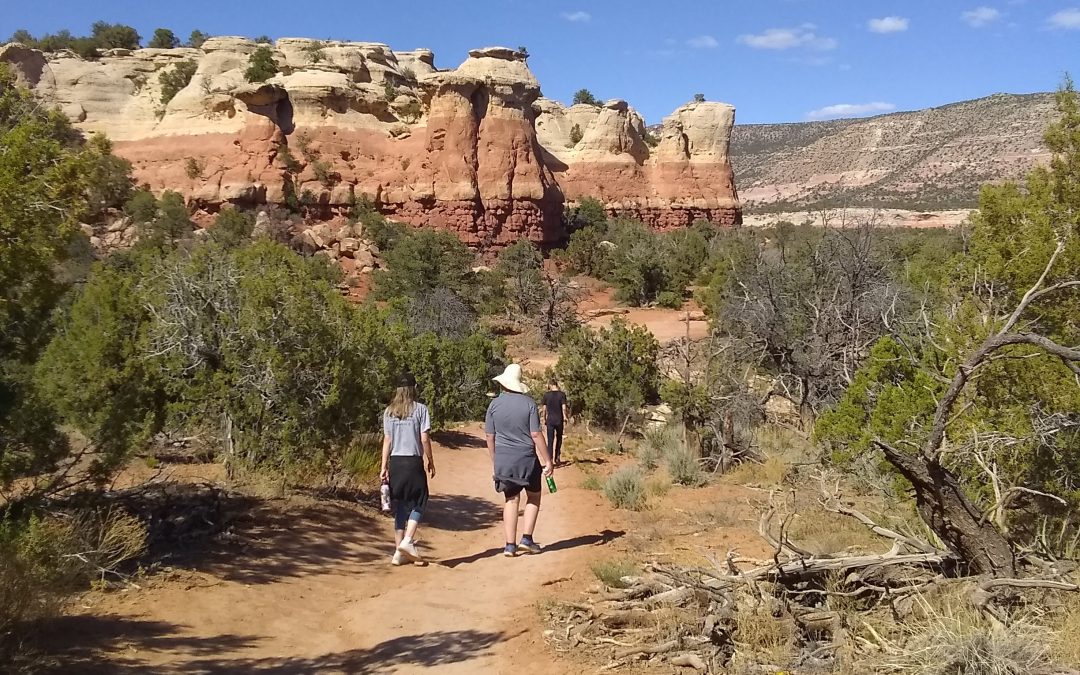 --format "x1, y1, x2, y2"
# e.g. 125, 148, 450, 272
522, 489, 542, 538
546, 424, 556, 459
554, 425, 564, 464
394, 501, 409, 545
403, 508, 423, 541
503, 492, 520, 544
